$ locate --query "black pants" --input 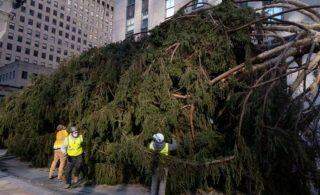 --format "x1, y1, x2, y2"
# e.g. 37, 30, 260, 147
65, 155, 83, 185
